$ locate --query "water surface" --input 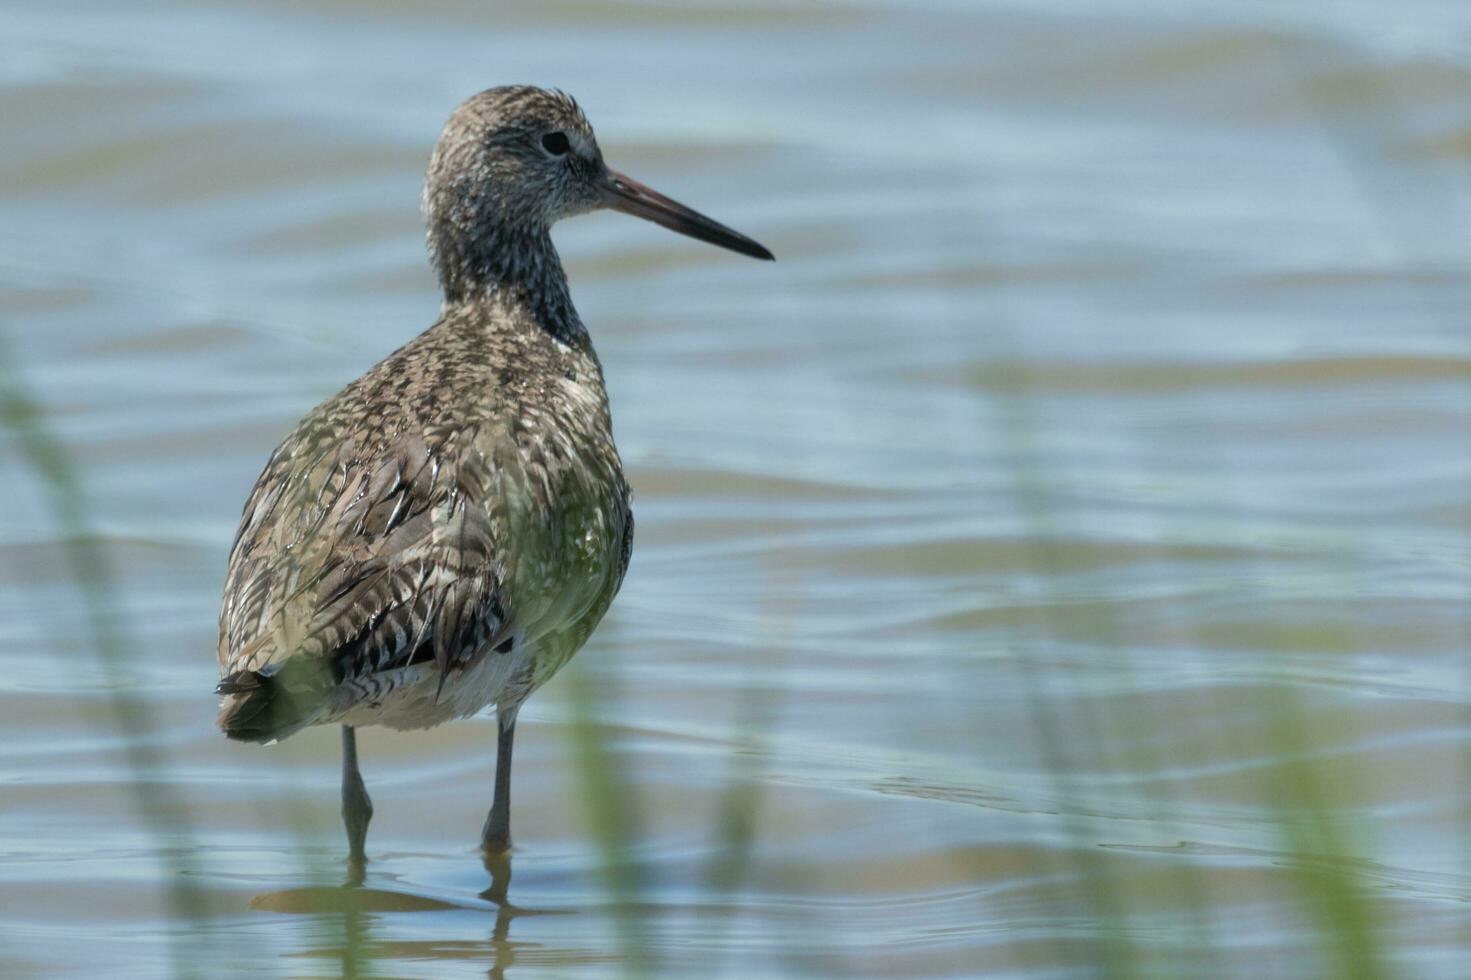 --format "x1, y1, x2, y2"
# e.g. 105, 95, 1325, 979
3, 0, 1471, 977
